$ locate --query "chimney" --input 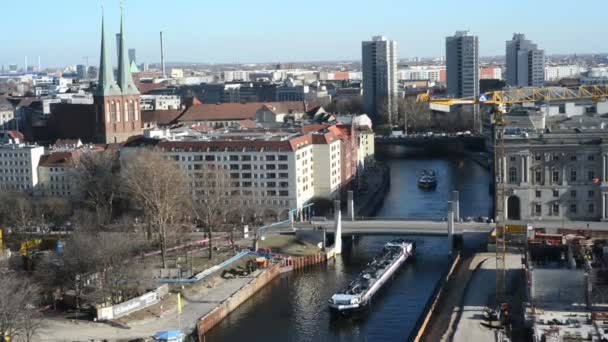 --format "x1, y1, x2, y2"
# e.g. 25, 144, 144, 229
160, 31, 166, 78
